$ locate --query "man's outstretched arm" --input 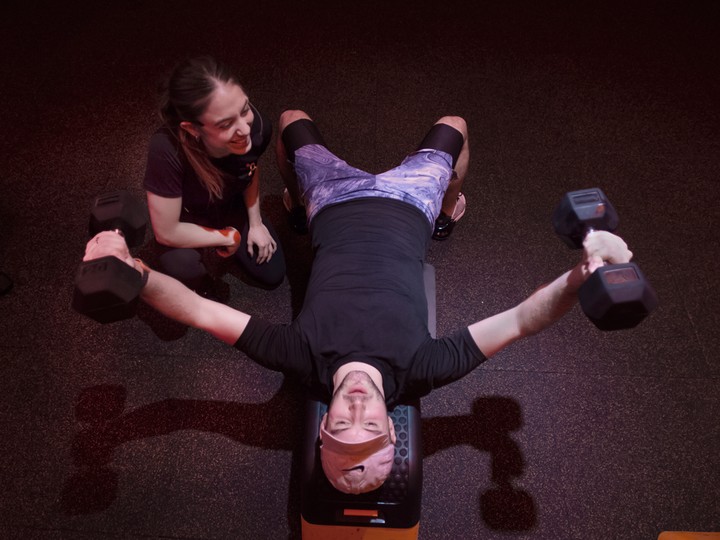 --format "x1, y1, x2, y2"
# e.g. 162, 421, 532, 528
83, 231, 250, 344
468, 231, 632, 358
